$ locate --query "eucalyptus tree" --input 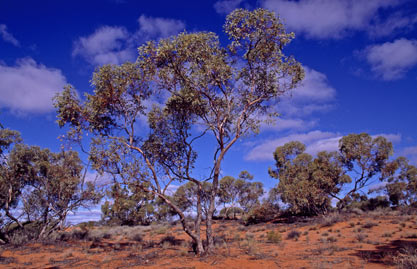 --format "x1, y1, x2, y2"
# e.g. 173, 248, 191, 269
55, 8, 304, 254
337, 133, 393, 206
269, 141, 344, 215
138, 8, 303, 251
270, 133, 411, 214
101, 181, 156, 225
218, 171, 264, 219
382, 157, 417, 206
0, 128, 100, 242
173, 181, 212, 217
